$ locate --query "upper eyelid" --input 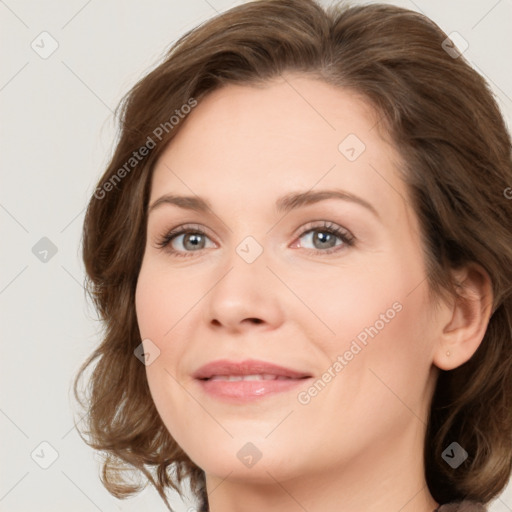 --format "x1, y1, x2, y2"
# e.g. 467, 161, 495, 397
161, 220, 348, 235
